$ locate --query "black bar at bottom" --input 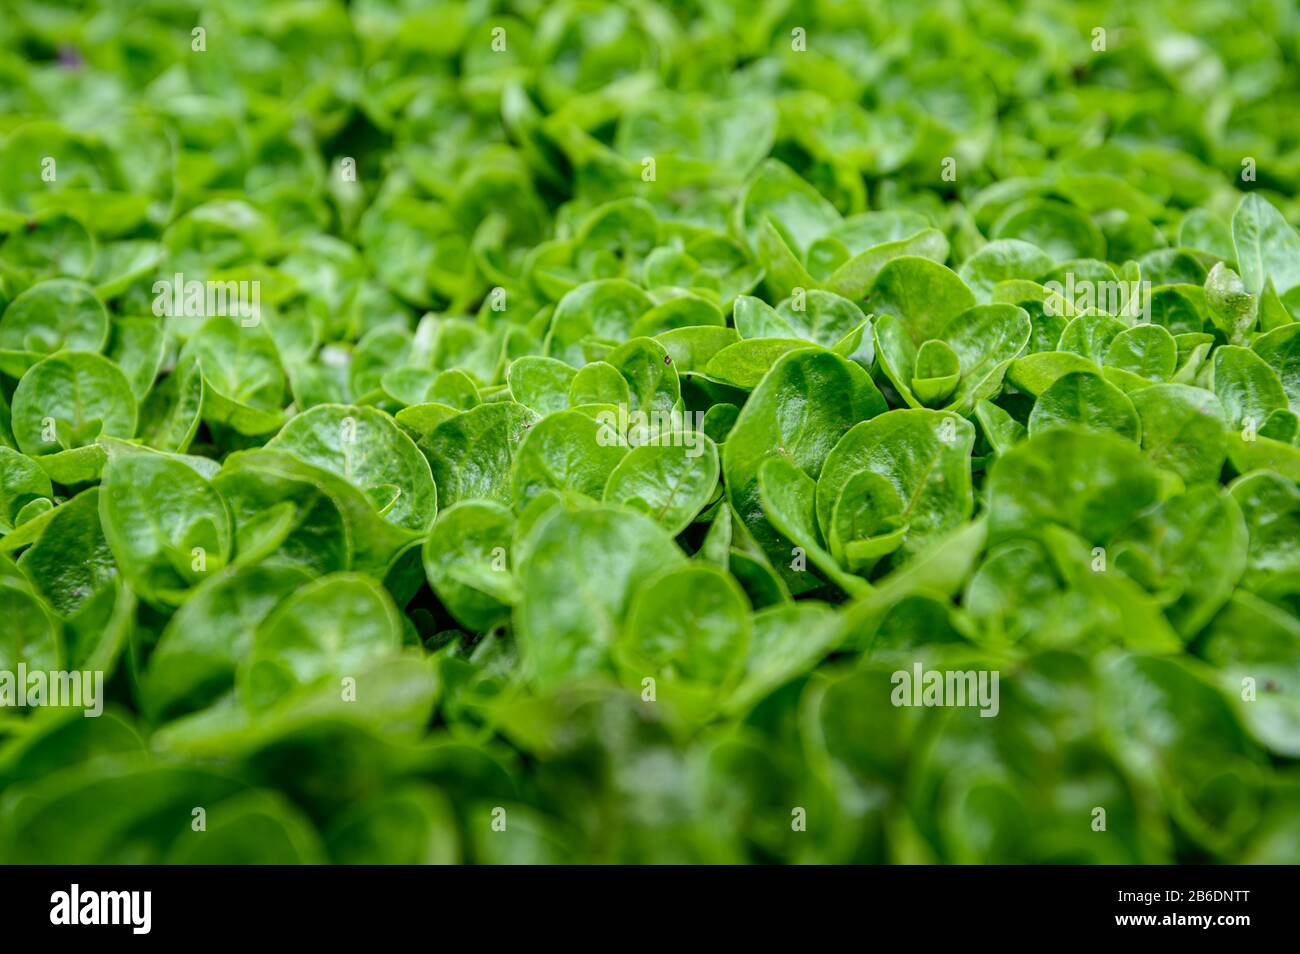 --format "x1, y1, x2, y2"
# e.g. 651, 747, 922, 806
0, 864, 1287, 941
